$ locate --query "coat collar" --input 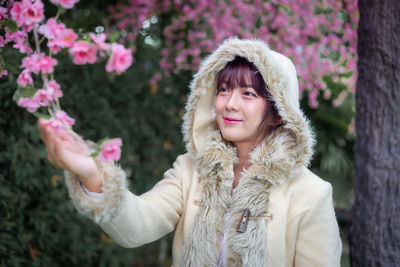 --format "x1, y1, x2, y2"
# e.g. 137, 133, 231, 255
181, 127, 309, 266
